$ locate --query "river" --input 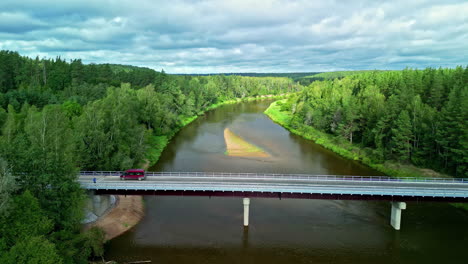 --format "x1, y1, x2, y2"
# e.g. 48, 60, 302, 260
105, 100, 468, 264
